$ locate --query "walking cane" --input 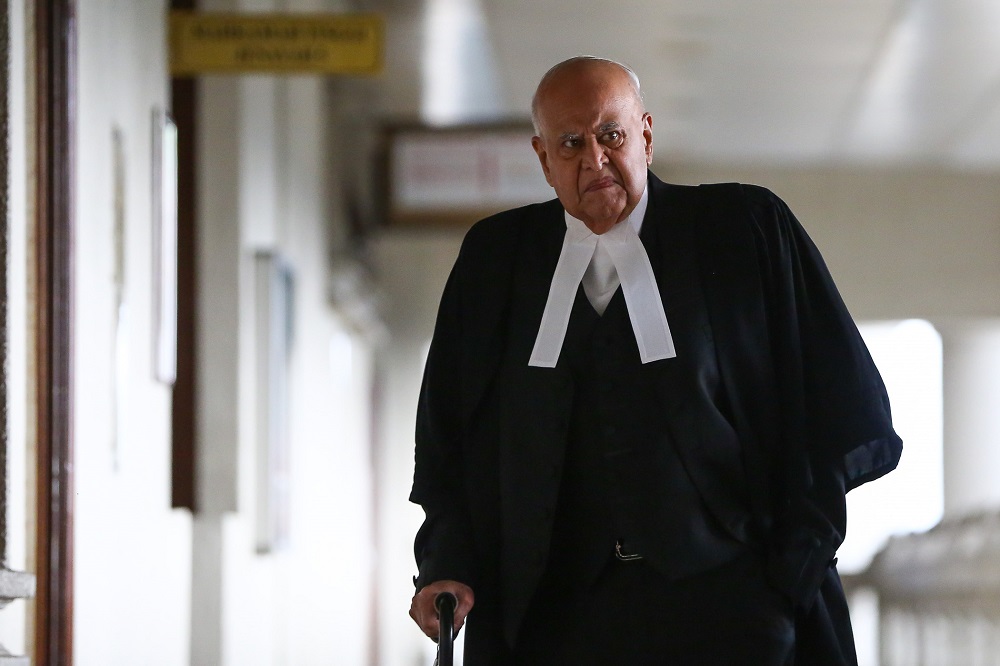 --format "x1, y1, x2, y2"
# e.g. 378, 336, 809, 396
433, 592, 458, 666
